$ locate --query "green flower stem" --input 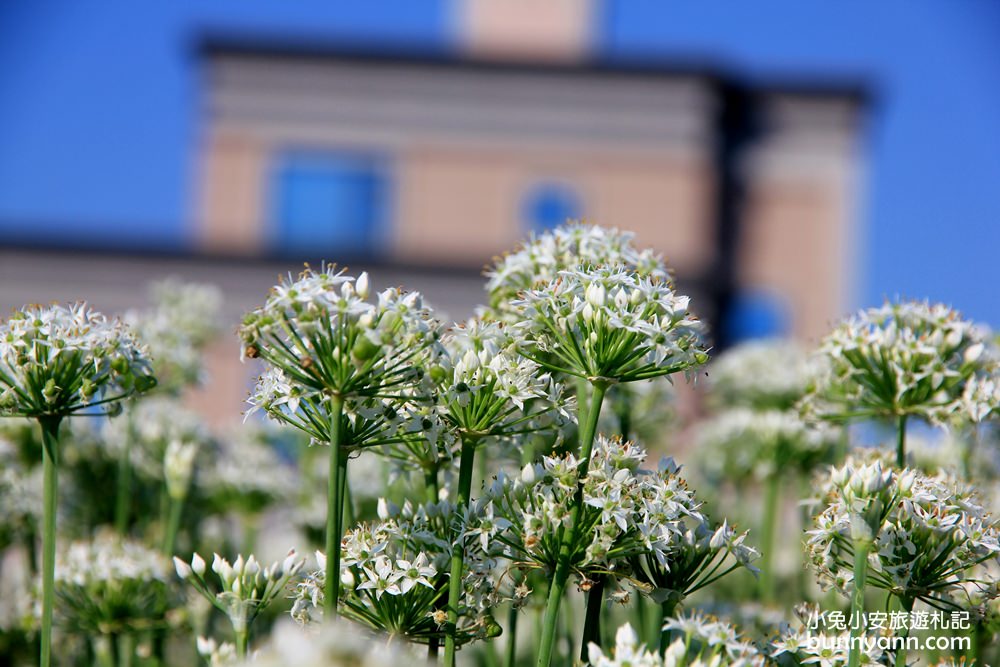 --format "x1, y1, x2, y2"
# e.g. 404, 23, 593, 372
235, 629, 249, 660
424, 465, 440, 505
895, 414, 907, 468
580, 576, 606, 661
504, 600, 519, 667
114, 439, 132, 534
758, 472, 781, 601
325, 394, 346, 618
536, 381, 608, 667
443, 435, 478, 667
893, 596, 915, 667
847, 540, 871, 667
576, 377, 590, 443
161, 495, 184, 556
658, 599, 678, 656
116, 633, 134, 667
39, 415, 62, 667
